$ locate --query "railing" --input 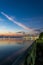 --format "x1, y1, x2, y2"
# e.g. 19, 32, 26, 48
12, 41, 37, 65
26, 41, 36, 65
